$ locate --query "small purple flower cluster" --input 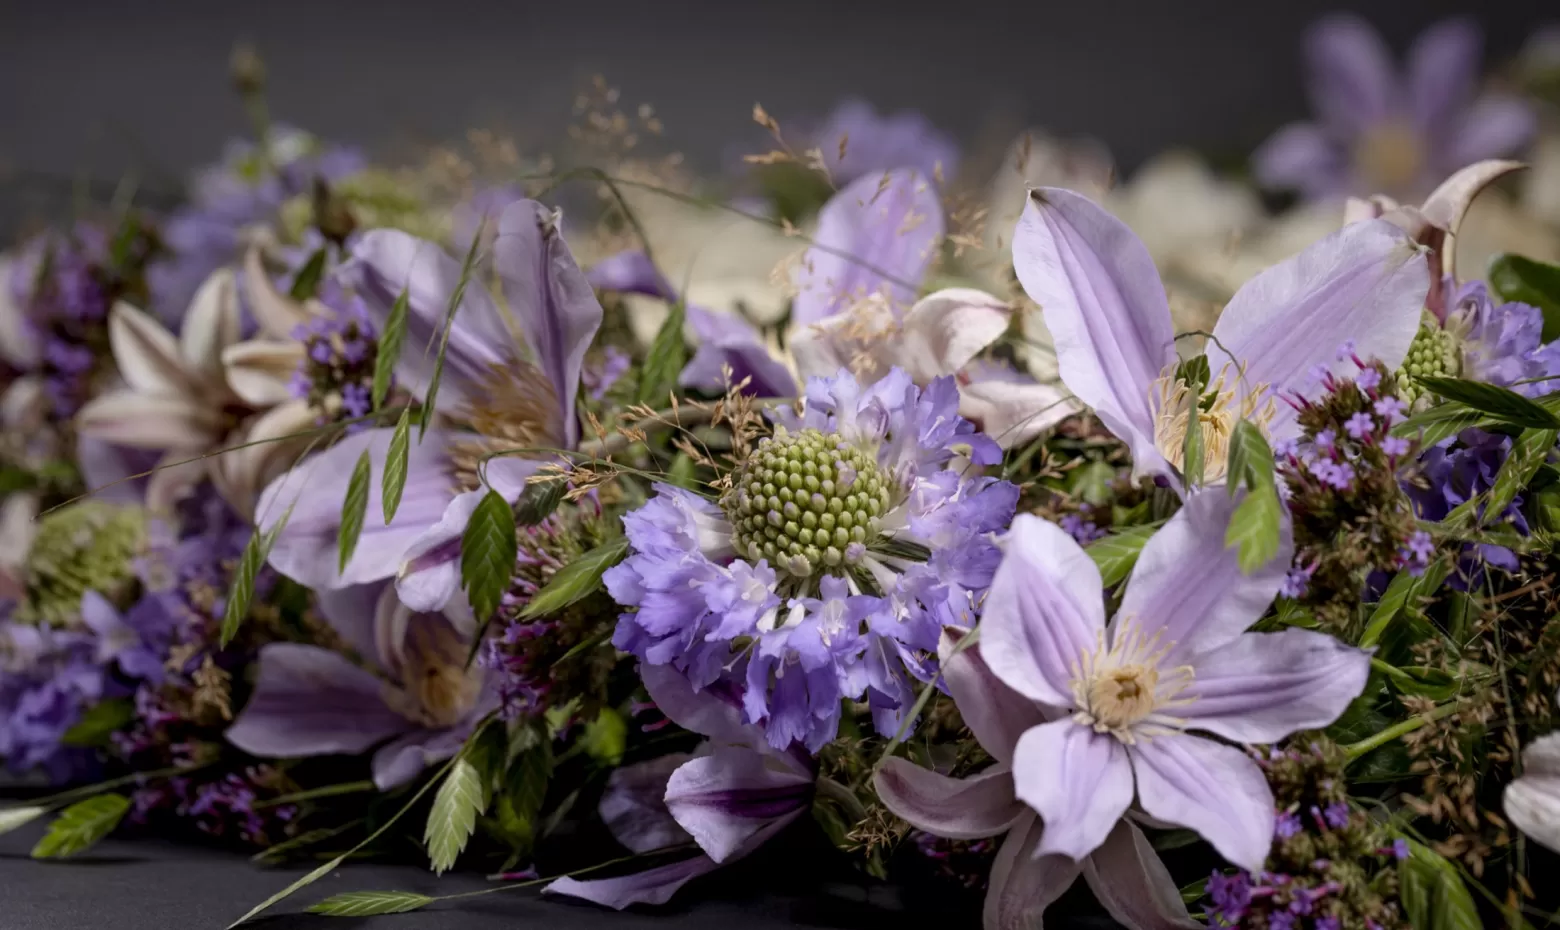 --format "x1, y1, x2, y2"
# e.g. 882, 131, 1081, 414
128, 767, 298, 847
582, 346, 632, 403
7, 227, 116, 420
288, 294, 382, 425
